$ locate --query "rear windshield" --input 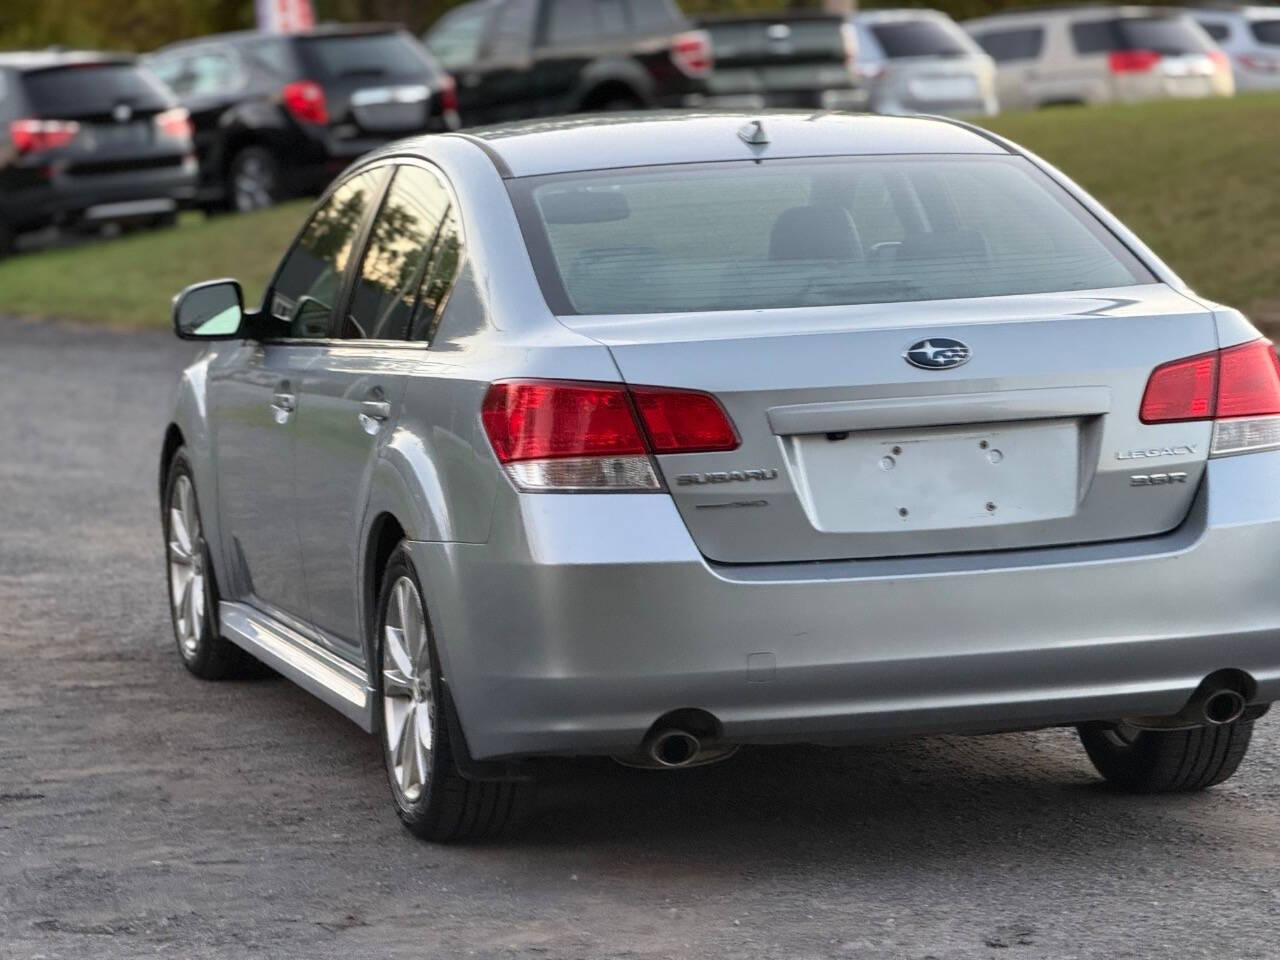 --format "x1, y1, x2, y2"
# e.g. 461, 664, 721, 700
706, 19, 846, 59
511, 156, 1153, 316
296, 31, 438, 79
869, 20, 969, 58
1117, 15, 1214, 54
21, 63, 170, 116
1250, 19, 1280, 45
